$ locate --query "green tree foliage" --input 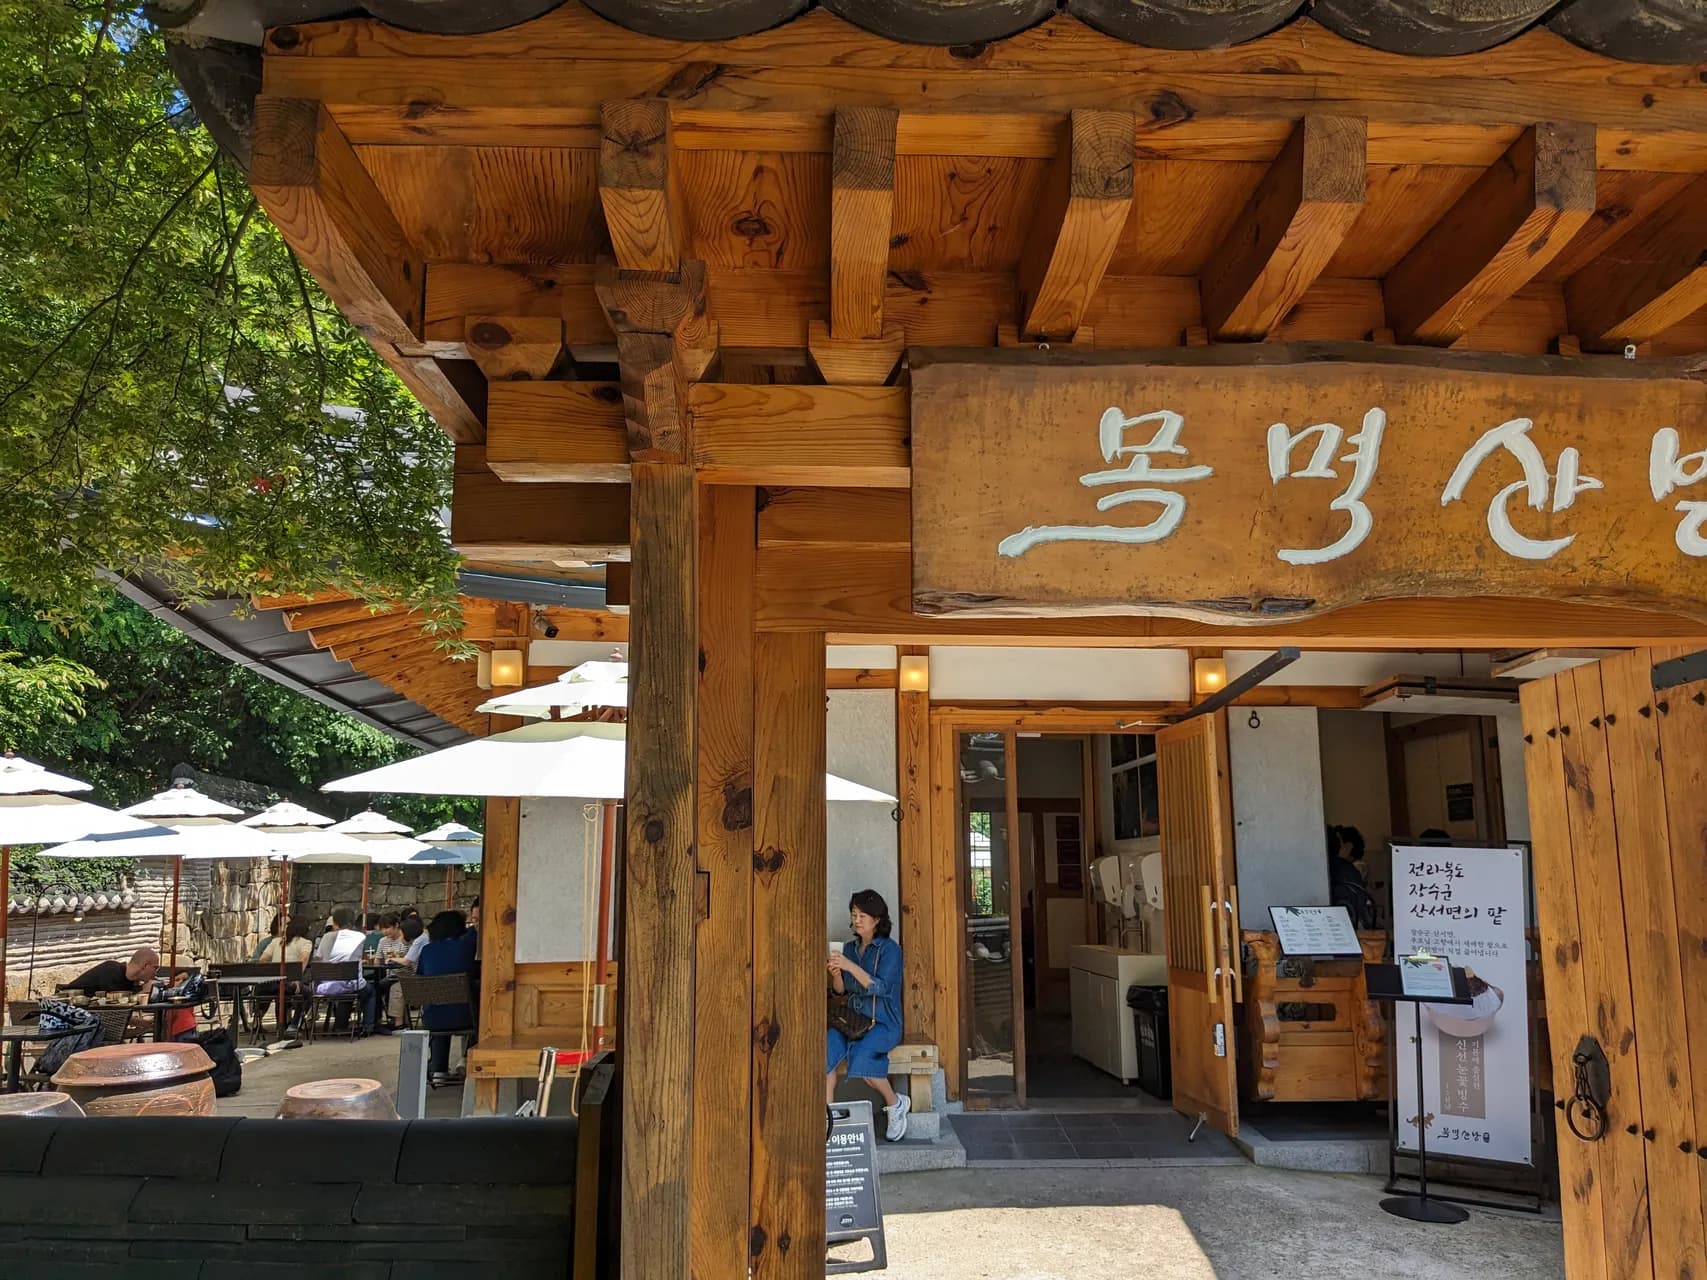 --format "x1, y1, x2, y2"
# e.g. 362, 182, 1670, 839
1, 584, 479, 850
0, 4, 460, 632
